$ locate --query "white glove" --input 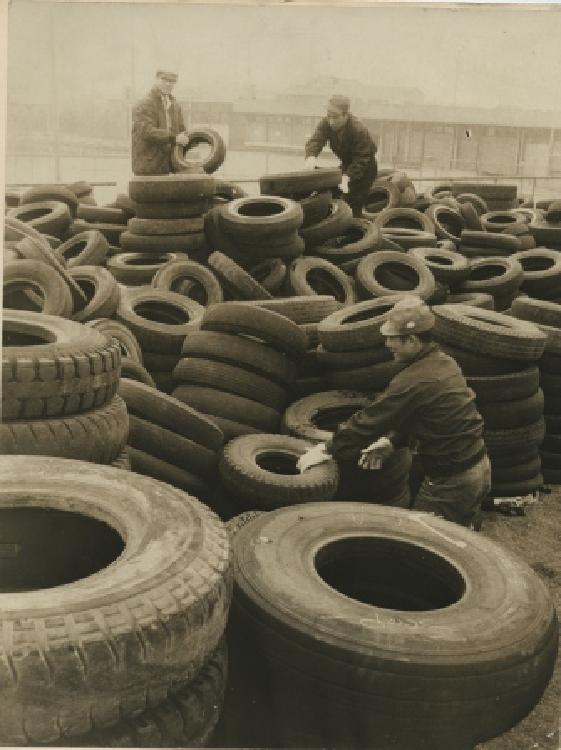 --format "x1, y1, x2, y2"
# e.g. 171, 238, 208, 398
175, 132, 190, 147
297, 442, 331, 473
358, 437, 394, 471
339, 174, 350, 194
304, 156, 318, 171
